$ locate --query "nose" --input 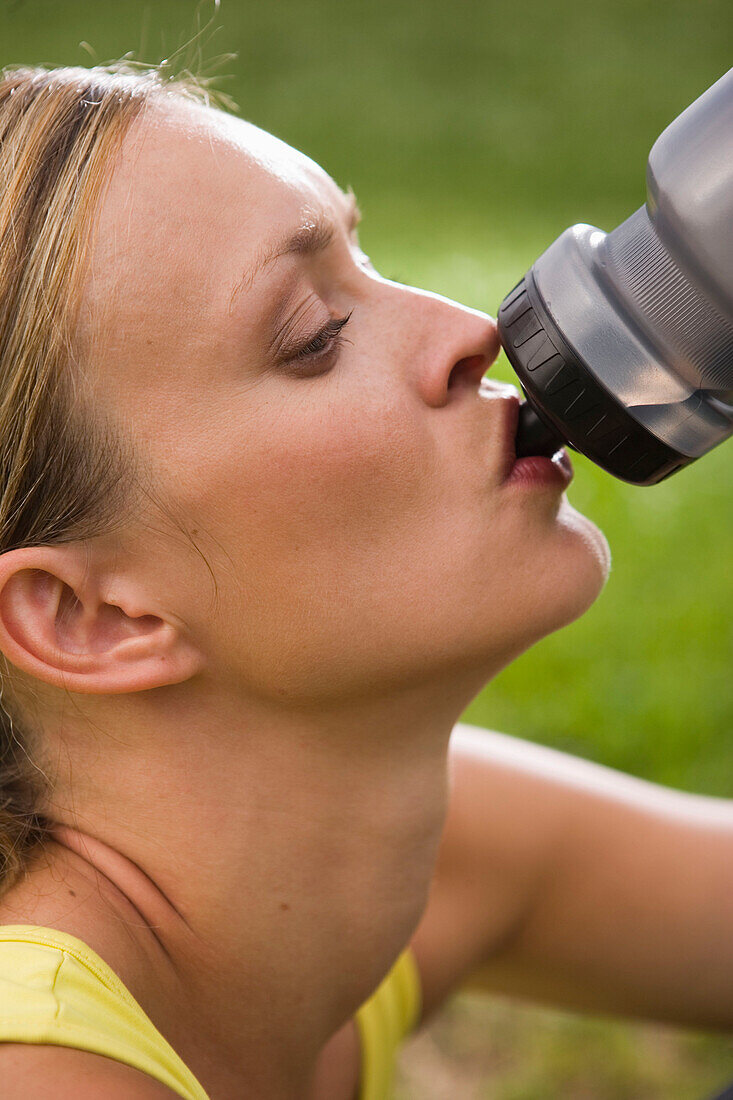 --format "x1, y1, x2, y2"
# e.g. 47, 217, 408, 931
414, 300, 501, 408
